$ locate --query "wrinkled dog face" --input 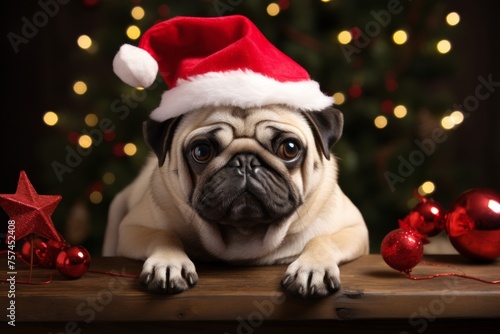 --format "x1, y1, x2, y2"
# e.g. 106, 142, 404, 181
187, 107, 304, 228
144, 104, 343, 257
